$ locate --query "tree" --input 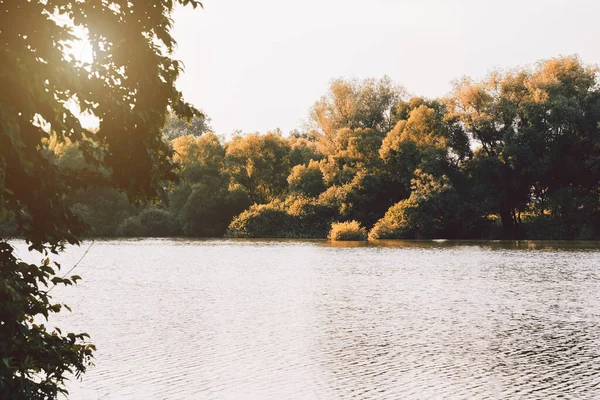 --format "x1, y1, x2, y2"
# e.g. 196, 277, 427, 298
308, 77, 404, 154
288, 160, 326, 197
224, 132, 292, 204
449, 56, 600, 238
0, 0, 202, 397
169, 133, 250, 236
380, 101, 470, 194
369, 170, 485, 239
172, 132, 225, 184
162, 111, 212, 140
